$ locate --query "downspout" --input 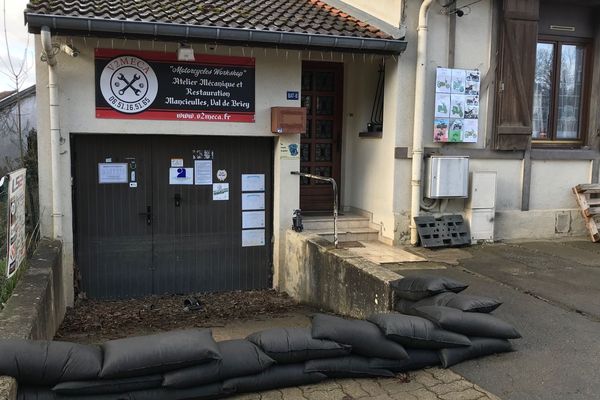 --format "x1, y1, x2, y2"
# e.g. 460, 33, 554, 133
410, 0, 435, 245
40, 26, 62, 240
